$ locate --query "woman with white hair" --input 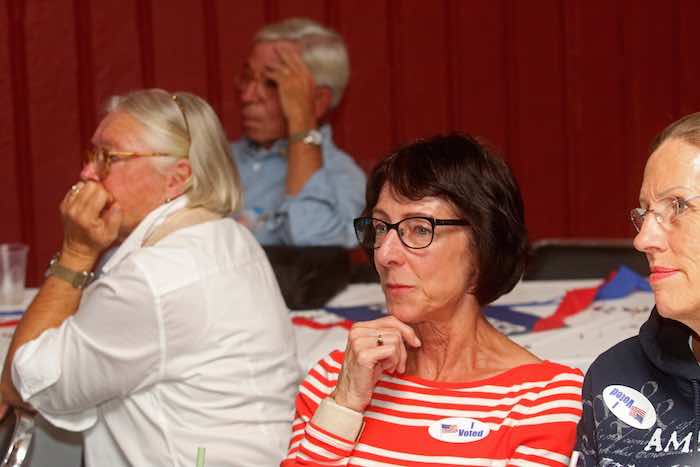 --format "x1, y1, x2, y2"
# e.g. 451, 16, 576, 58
0, 89, 301, 466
